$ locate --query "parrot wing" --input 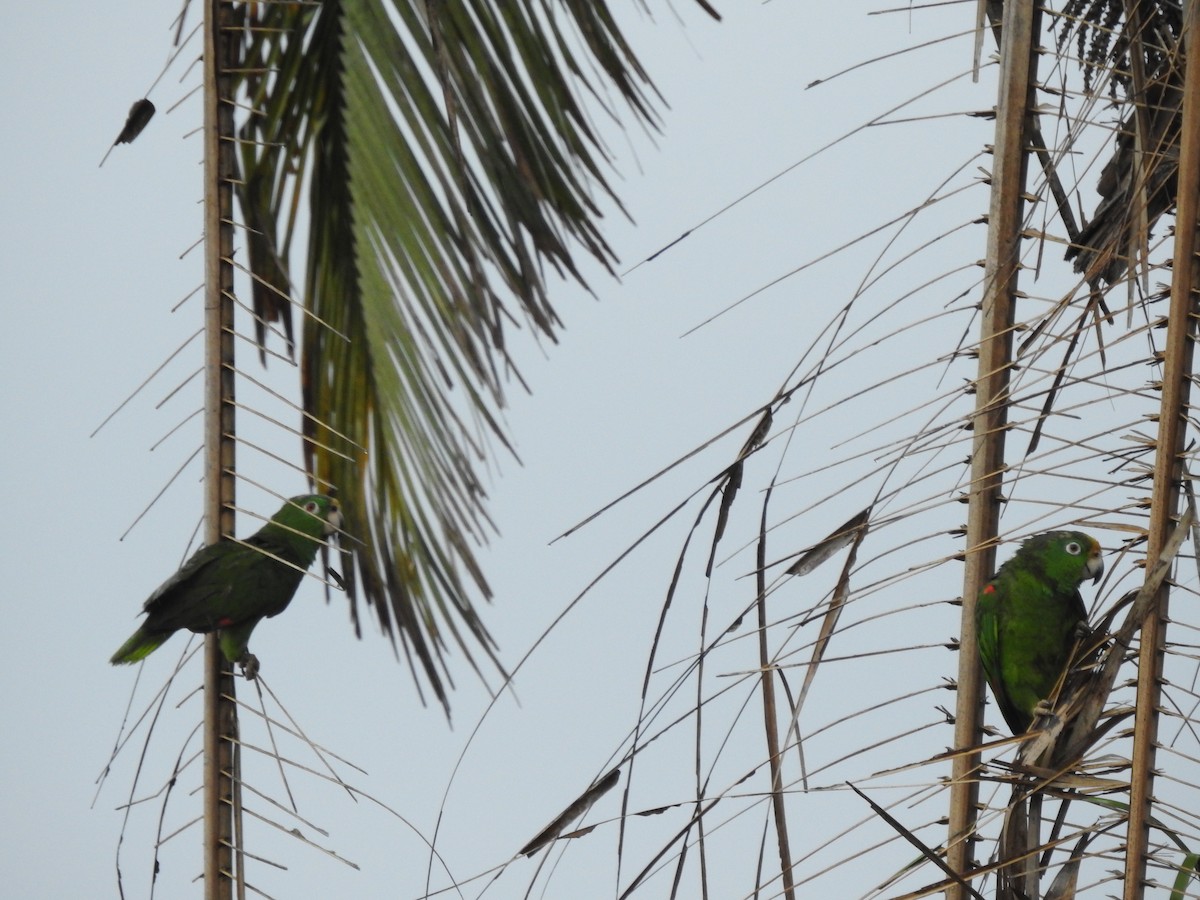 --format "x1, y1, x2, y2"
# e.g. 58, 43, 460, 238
976, 581, 1029, 733
139, 541, 240, 634
240, 532, 310, 619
